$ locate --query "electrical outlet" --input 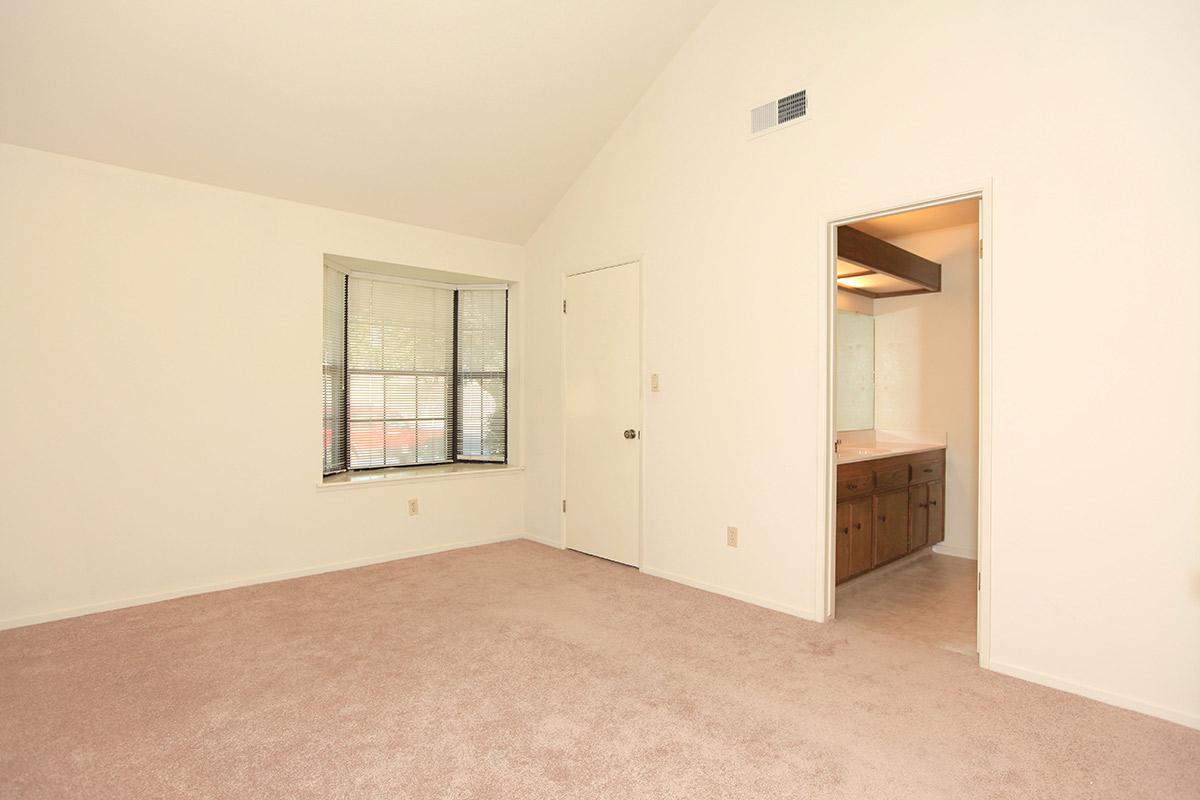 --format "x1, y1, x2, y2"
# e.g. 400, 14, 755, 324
727, 526, 738, 548
408, 498, 419, 516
